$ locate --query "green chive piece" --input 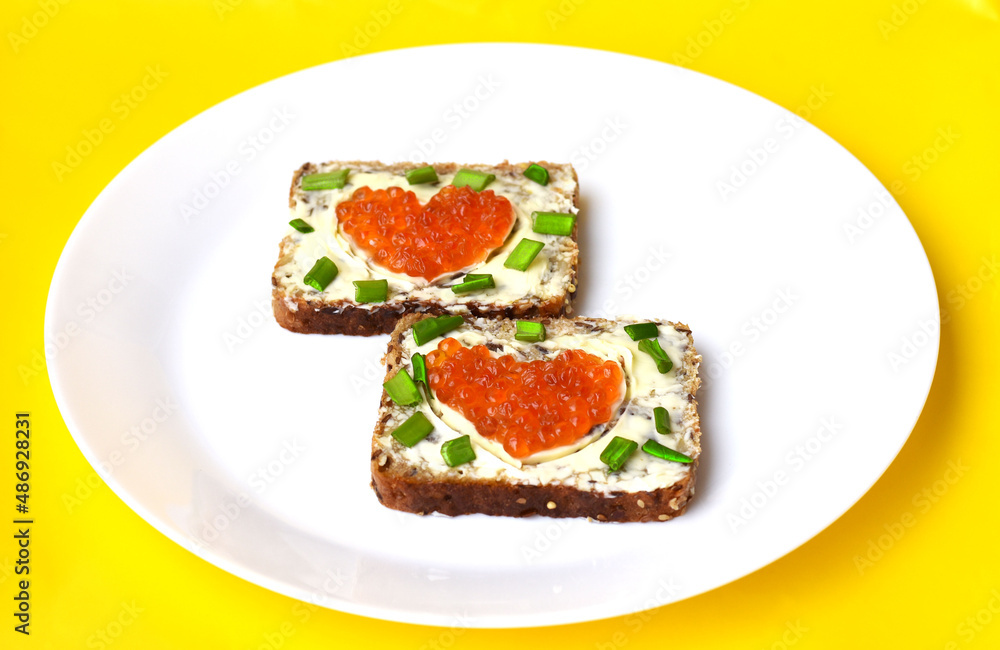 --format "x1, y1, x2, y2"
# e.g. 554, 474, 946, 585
532, 211, 576, 236
384, 369, 422, 406
301, 169, 349, 191
411, 353, 427, 384
524, 163, 549, 186
503, 238, 545, 271
412, 315, 464, 346
303, 257, 338, 292
600, 436, 638, 472
451, 275, 495, 294
441, 435, 476, 467
406, 165, 438, 185
391, 412, 433, 447
654, 407, 671, 435
515, 320, 546, 342
638, 339, 673, 374
451, 168, 495, 192
642, 439, 693, 464
463, 273, 491, 282
289, 218, 314, 233
624, 322, 659, 341
353, 279, 388, 303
